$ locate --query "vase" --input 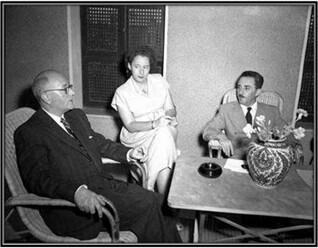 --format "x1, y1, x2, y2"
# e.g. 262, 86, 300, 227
246, 138, 294, 188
